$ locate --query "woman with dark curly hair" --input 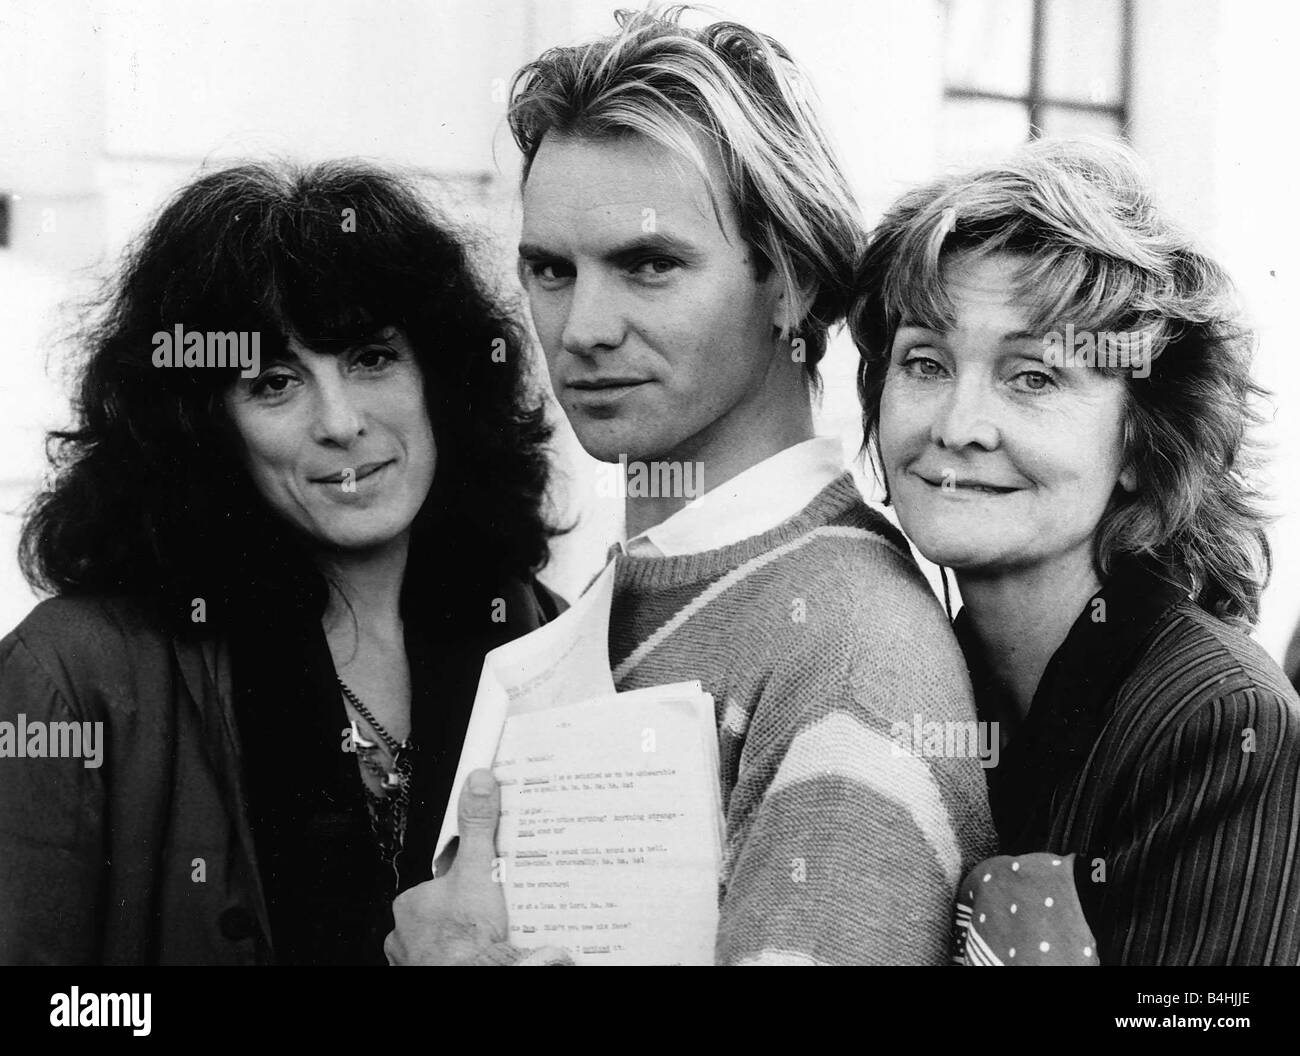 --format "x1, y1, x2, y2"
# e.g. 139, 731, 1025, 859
0, 161, 563, 965
850, 139, 1300, 965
